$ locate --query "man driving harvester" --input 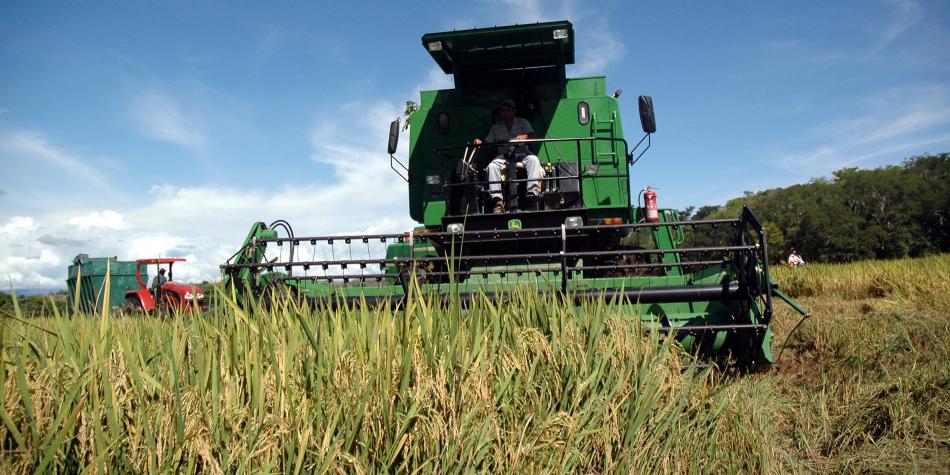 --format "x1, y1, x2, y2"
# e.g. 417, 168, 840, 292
472, 100, 542, 213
